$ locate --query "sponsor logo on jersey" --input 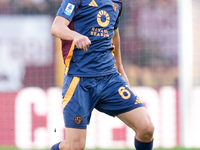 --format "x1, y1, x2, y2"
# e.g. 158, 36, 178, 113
97, 10, 110, 27
89, 0, 98, 7
64, 3, 75, 16
90, 27, 109, 37
90, 10, 110, 37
